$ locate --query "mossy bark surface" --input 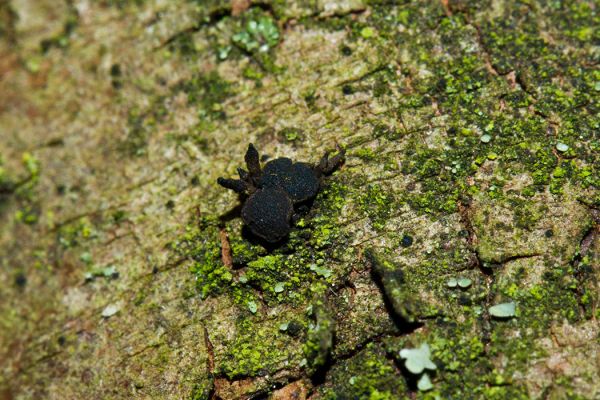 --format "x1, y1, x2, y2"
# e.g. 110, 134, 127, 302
0, 1, 598, 399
